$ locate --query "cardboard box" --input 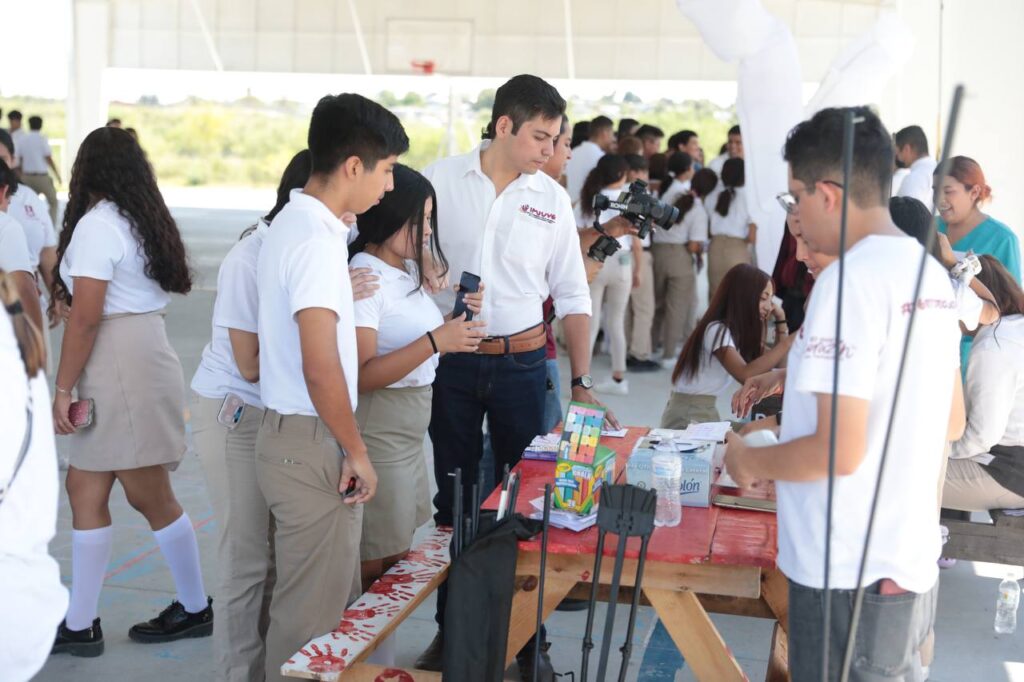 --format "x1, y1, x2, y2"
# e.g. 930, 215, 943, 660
553, 444, 616, 515
626, 437, 719, 508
